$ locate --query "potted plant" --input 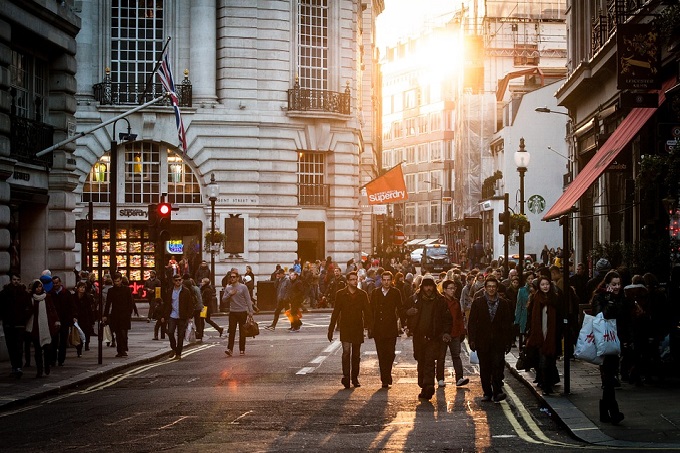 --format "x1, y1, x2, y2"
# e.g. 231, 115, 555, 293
510, 213, 530, 233
204, 230, 224, 251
